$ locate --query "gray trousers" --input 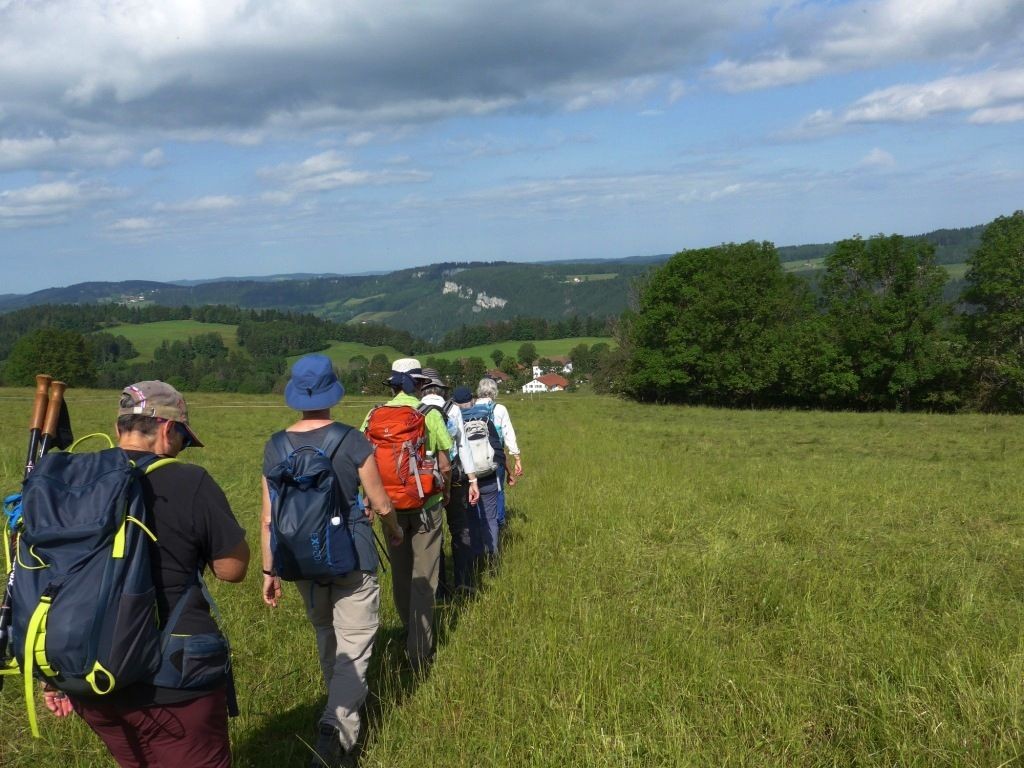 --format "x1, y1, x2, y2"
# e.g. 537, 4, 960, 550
297, 570, 380, 751
387, 503, 443, 669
